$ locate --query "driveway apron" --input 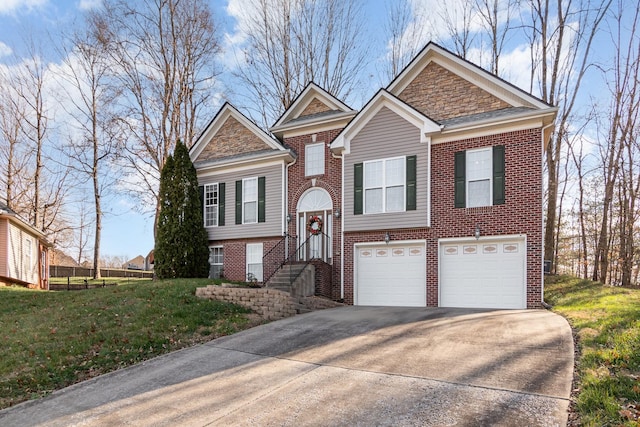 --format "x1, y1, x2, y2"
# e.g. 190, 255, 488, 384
0, 307, 574, 426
